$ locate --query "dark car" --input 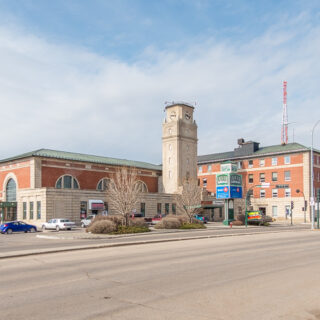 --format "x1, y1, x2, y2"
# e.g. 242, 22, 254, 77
0, 221, 37, 234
